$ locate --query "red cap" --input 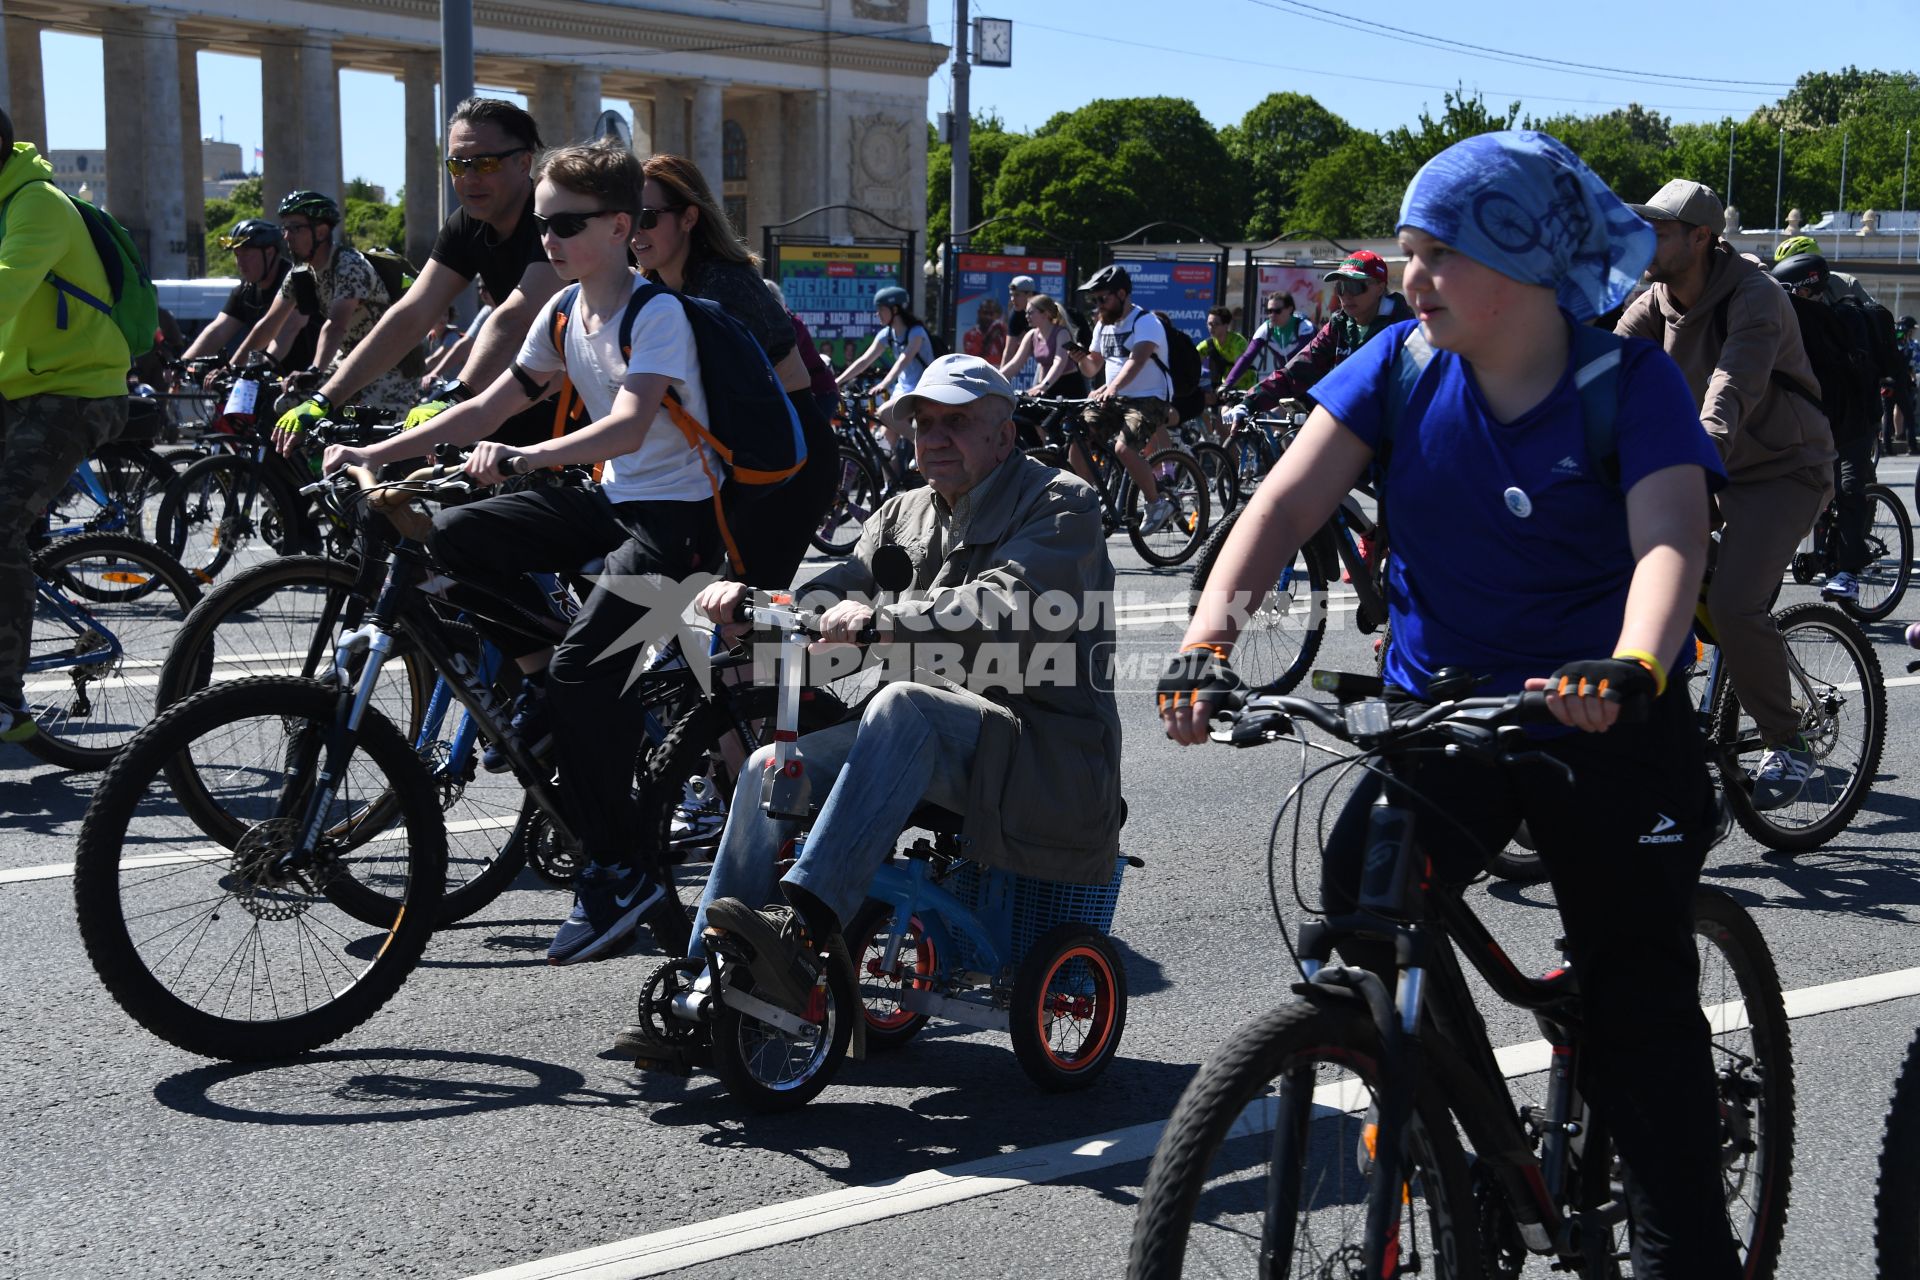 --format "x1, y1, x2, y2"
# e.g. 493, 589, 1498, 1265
1323, 251, 1388, 284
